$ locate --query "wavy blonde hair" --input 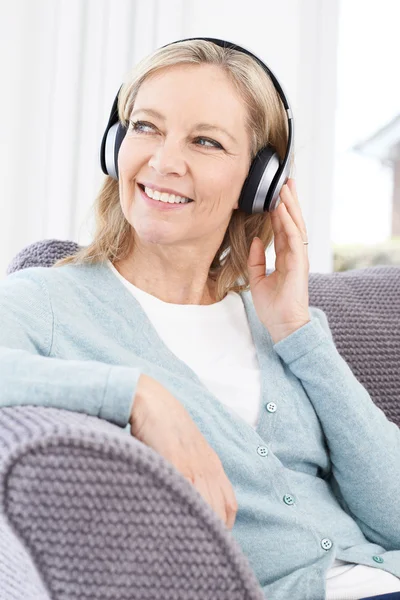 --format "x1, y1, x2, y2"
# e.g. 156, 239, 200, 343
53, 39, 292, 301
